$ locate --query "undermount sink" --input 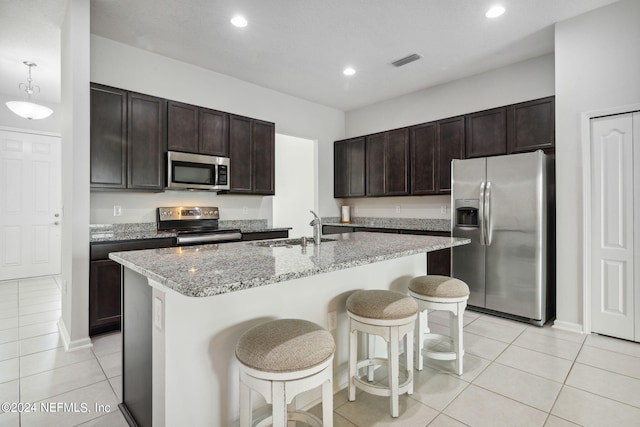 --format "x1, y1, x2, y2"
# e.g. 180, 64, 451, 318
251, 237, 335, 248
